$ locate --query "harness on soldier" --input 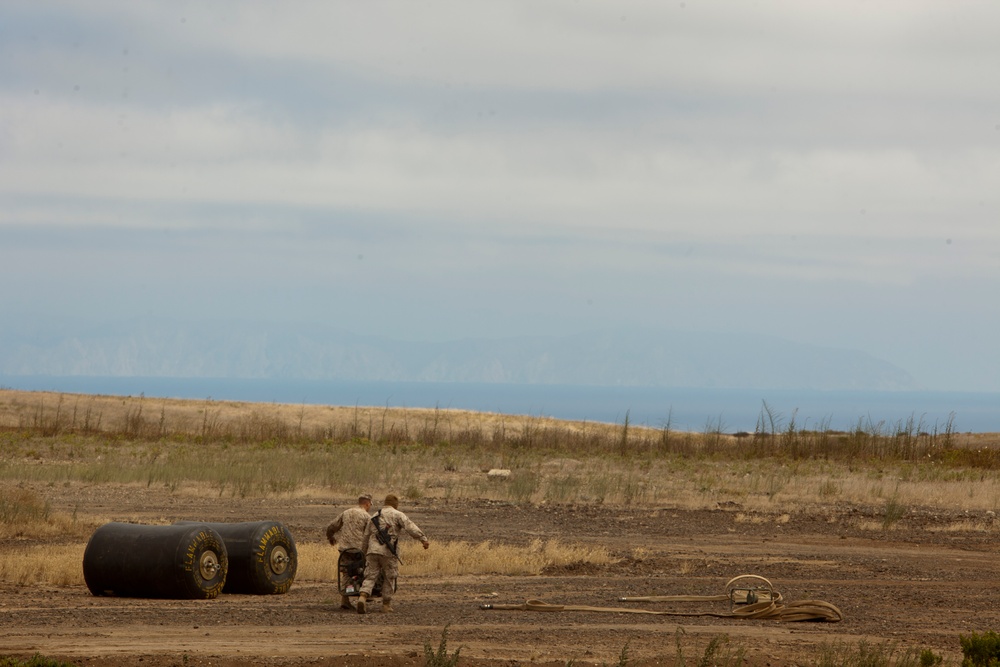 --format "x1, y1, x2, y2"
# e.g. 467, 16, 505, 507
371, 509, 402, 564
